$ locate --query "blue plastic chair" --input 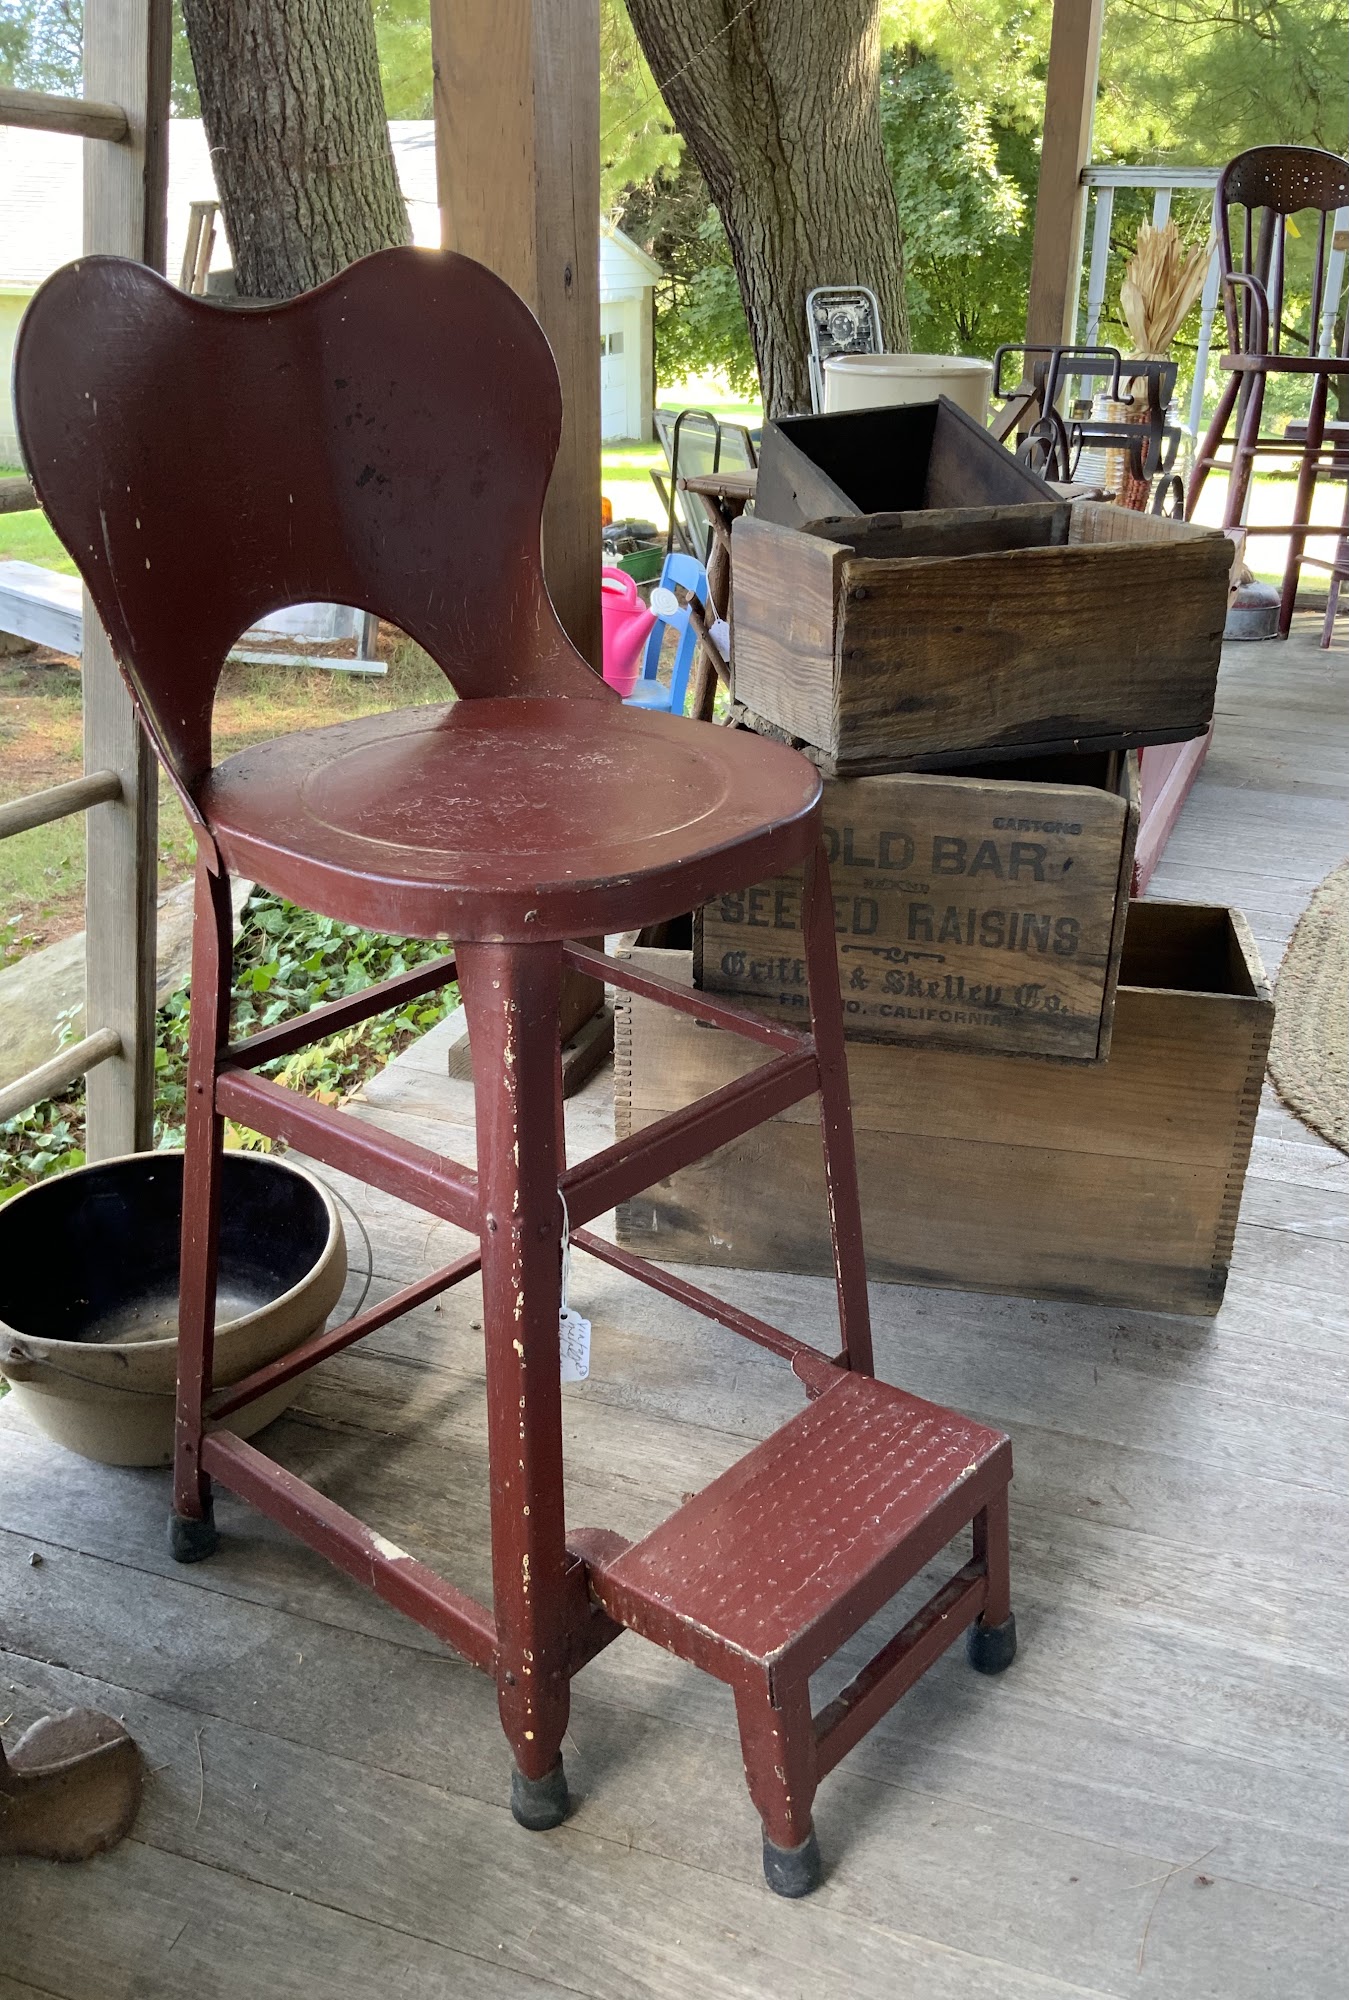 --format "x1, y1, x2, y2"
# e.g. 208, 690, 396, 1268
624, 552, 708, 716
